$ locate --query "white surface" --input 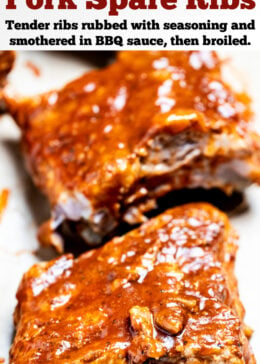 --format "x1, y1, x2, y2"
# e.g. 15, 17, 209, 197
0, 51, 260, 362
